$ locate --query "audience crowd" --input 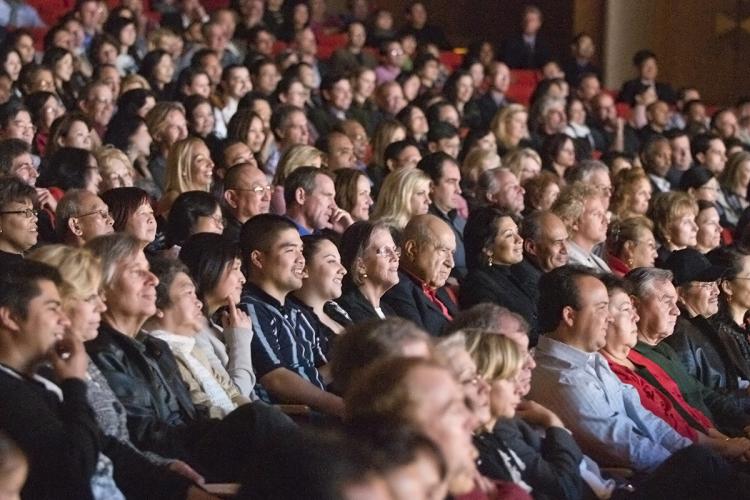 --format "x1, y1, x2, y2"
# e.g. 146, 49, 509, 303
3, 0, 750, 498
